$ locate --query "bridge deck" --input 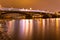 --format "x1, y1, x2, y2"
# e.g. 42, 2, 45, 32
0, 8, 59, 19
